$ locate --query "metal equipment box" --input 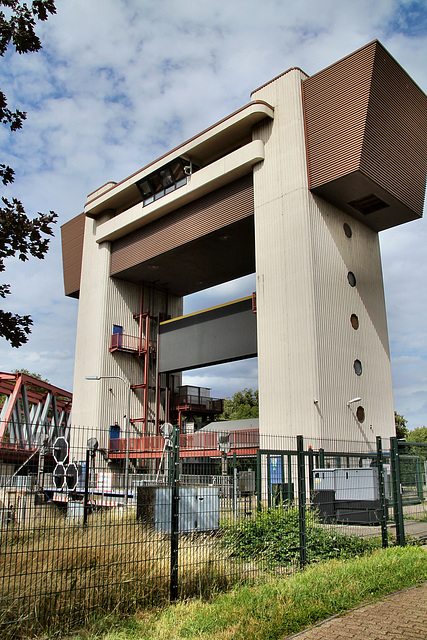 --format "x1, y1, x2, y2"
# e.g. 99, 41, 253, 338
137, 485, 219, 533
312, 467, 388, 525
